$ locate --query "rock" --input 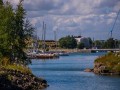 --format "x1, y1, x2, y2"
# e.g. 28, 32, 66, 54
93, 62, 111, 75
84, 68, 93, 72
